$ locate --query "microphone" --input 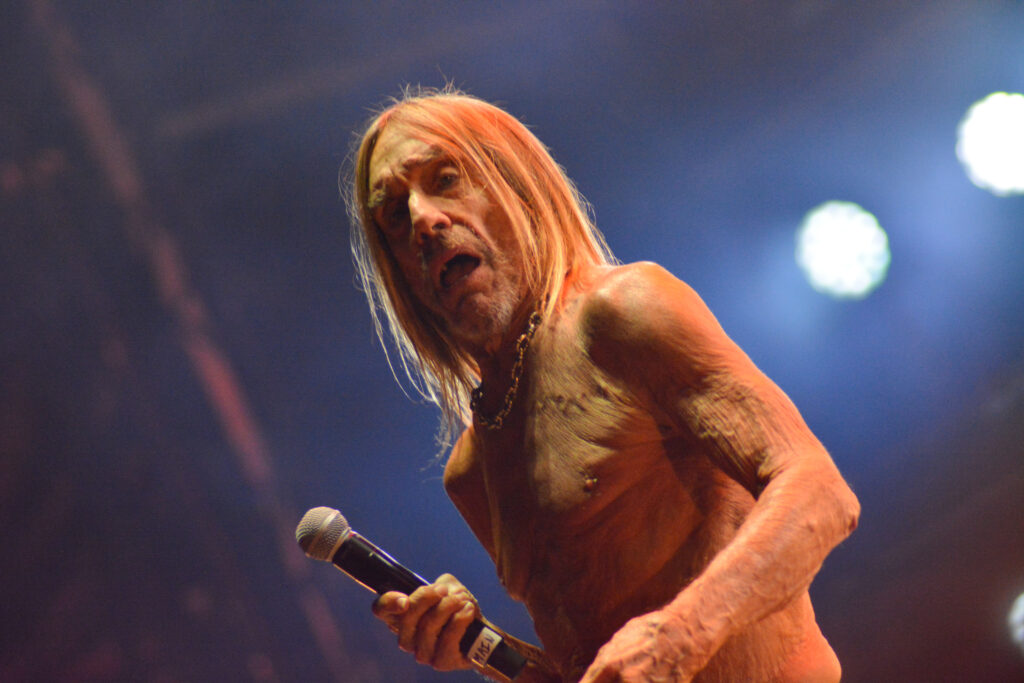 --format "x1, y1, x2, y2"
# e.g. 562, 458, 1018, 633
296, 506, 526, 680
